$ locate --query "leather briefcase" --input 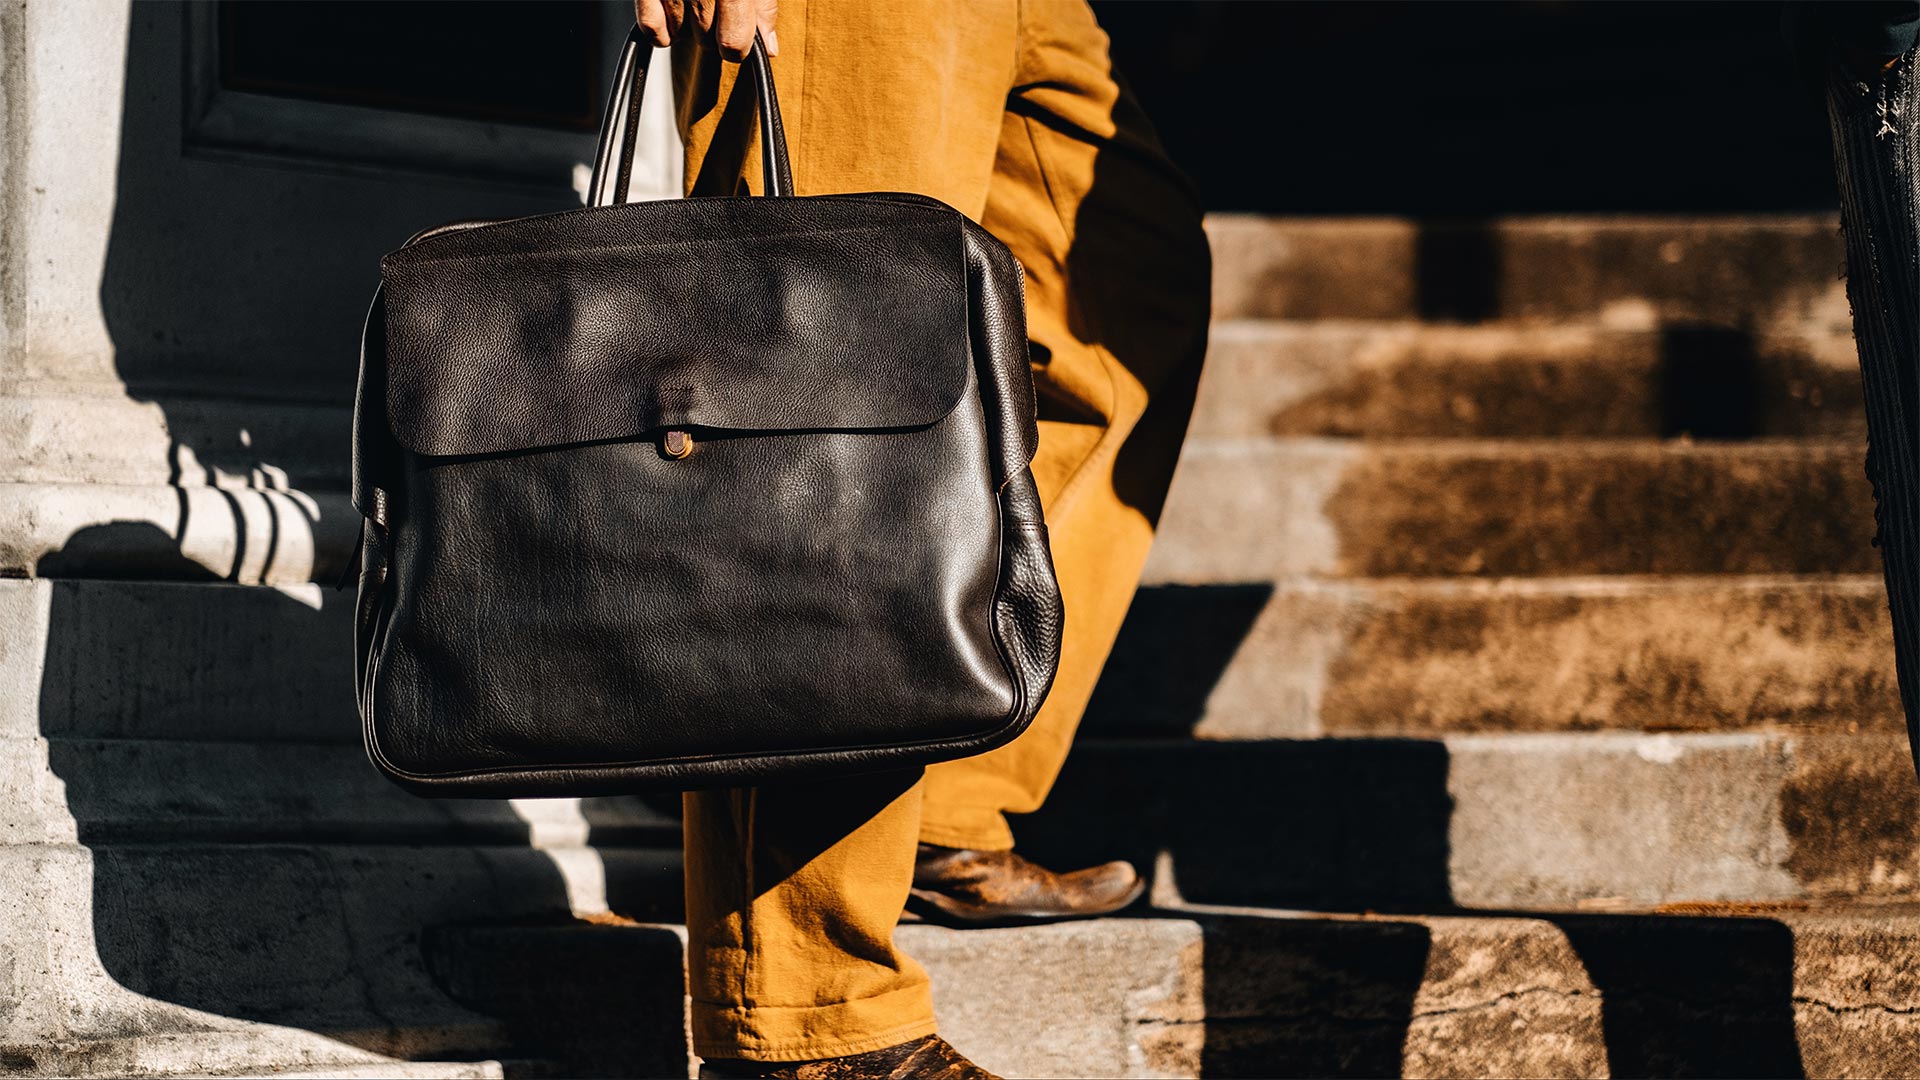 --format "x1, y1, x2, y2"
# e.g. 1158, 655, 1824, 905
351, 28, 1063, 797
